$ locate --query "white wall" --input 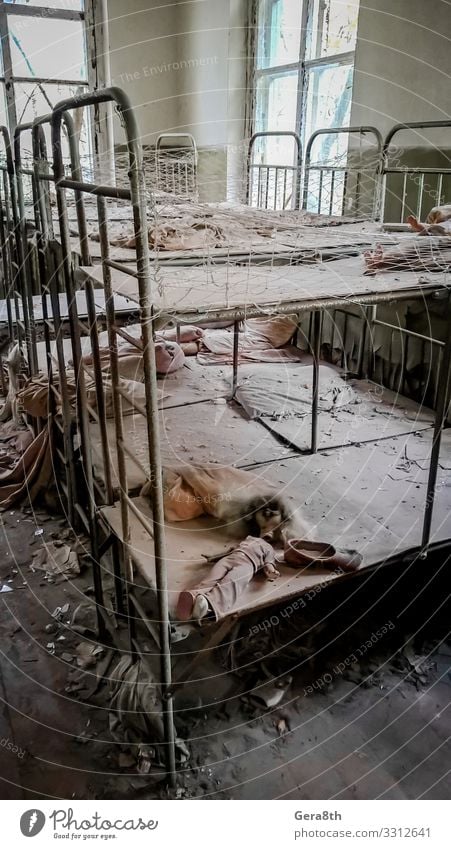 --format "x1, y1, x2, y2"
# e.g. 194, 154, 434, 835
107, 0, 180, 144
351, 0, 451, 138
107, 0, 249, 198
176, 0, 230, 148
107, 0, 248, 144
